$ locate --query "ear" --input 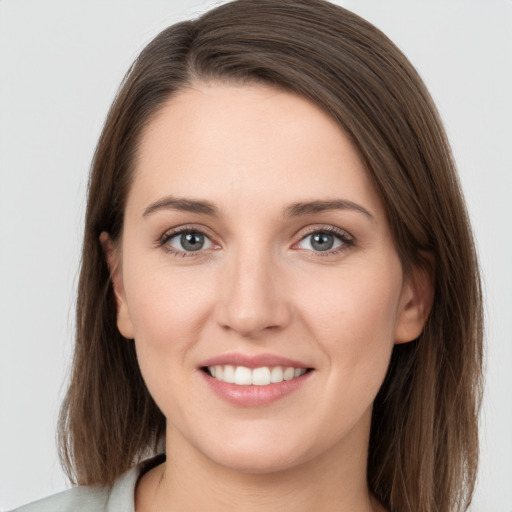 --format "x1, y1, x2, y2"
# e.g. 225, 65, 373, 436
99, 232, 135, 339
394, 261, 434, 344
